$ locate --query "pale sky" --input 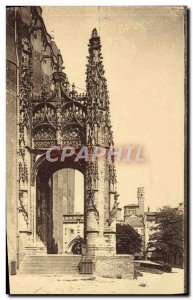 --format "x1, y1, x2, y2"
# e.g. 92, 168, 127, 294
43, 7, 185, 213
